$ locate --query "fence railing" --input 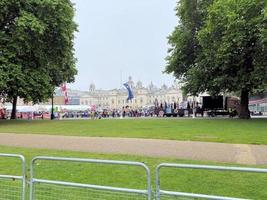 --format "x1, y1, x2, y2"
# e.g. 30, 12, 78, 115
29, 156, 152, 200
155, 163, 267, 200
0, 153, 26, 200
1, 153, 267, 200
